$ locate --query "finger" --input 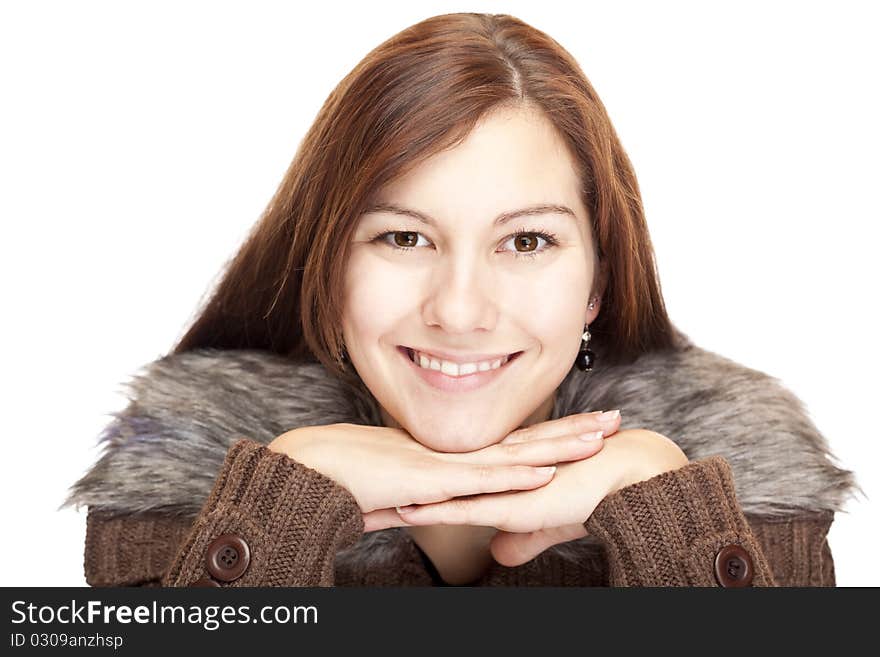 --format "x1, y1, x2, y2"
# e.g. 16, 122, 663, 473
490, 524, 589, 567
394, 494, 518, 529
500, 410, 620, 445
501, 411, 604, 444
362, 508, 413, 532
431, 461, 557, 501
439, 431, 605, 466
